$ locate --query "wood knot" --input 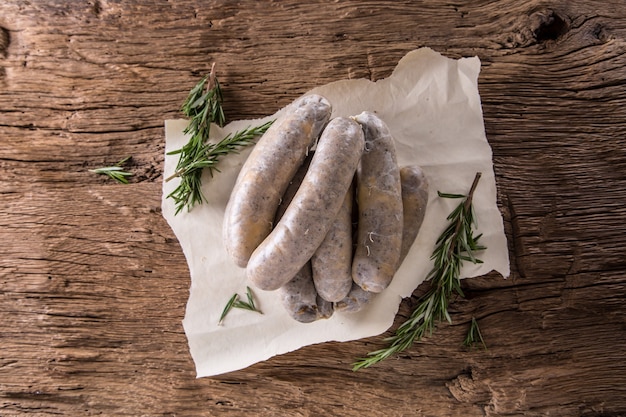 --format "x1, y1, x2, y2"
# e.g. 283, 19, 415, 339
446, 368, 491, 404
587, 23, 611, 44
530, 9, 569, 42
